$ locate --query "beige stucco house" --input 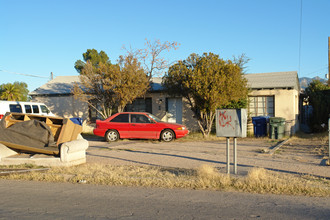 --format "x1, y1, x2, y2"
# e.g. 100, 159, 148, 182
30, 71, 300, 134
244, 71, 300, 134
